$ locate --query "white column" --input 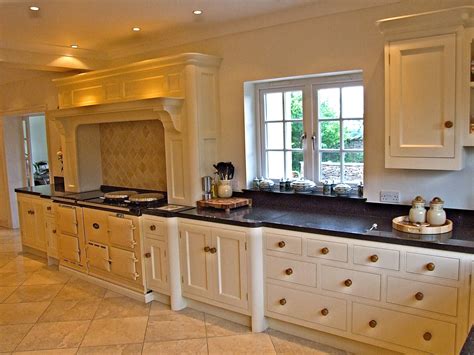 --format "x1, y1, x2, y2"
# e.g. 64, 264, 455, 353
167, 217, 187, 310
248, 227, 267, 332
